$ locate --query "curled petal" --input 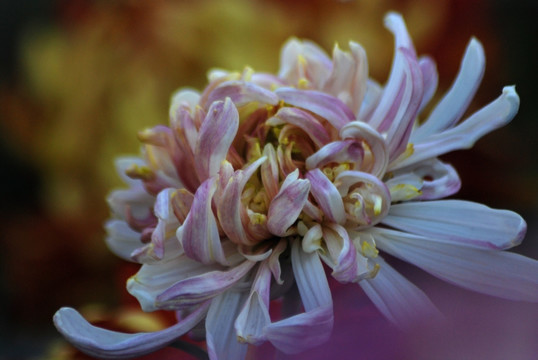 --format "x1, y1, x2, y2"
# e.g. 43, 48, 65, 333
156, 260, 256, 310
275, 87, 355, 130
179, 177, 228, 265
267, 169, 311, 236
382, 200, 526, 250
340, 121, 389, 178
306, 169, 346, 224
359, 256, 442, 329
321, 223, 362, 283
53, 302, 210, 360
207, 80, 279, 106
392, 86, 520, 170
218, 157, 267, 245
305, 140, 364, 171
412, 38, 485, 141
268, 107, 330, 147
194, 98, 239, 180
384, 12, 416, 57
372, 227, 538, 302
104, 220, 142, 262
